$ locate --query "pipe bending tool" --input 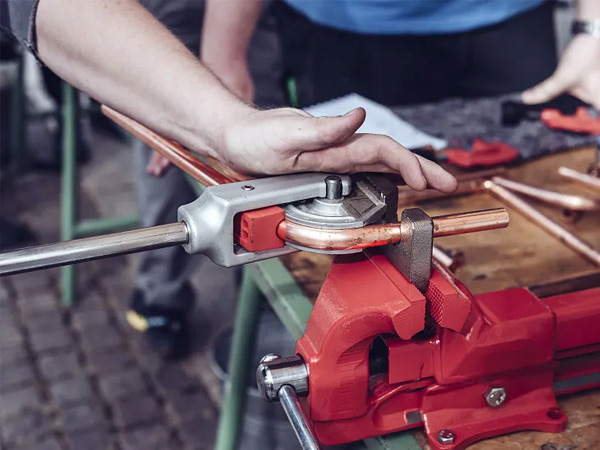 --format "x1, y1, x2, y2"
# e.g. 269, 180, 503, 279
0, 172, 507, 276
